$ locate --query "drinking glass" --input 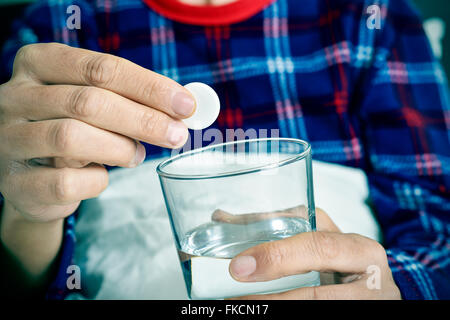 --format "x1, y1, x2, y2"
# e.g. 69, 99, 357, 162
156, 138, 319, 299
